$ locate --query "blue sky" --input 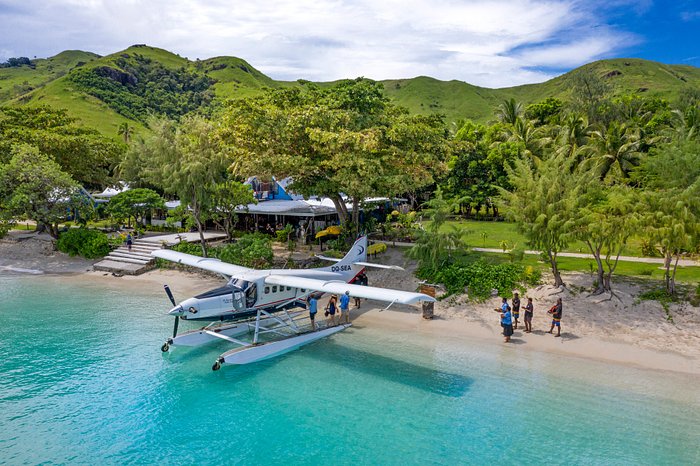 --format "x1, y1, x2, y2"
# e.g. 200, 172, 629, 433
0, 0, 698, 87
